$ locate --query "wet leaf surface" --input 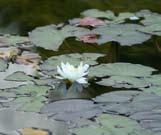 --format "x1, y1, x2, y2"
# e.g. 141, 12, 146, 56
29, 25, 91, 51
40, 53, 105, 76
89, 62, 156, 77
96, 76, 150, 88
71, 114, 152, 135
40, 99, 102, 122
0, 109, 69, 135
93, 24, 151, 45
